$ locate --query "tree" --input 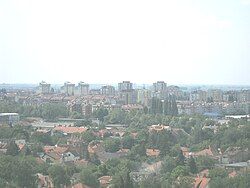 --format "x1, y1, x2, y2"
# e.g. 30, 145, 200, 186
196, 156, 216, 171
31, 132, 54, 145
104, 138, 121, 153
48, 165, 70, 188
170, 166, 188, 179
94, 107, 109, 122
13, 158, 37, 188
80, 167, 100, 188
82, 131, 97, 144
122, 135, 134, 149
161, 156, 176, 173
176, 150, 185, 166
124, 171, 133, 188
6, 141, 19, 156
188, 156, 197, 174
208, 168, 228, 179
